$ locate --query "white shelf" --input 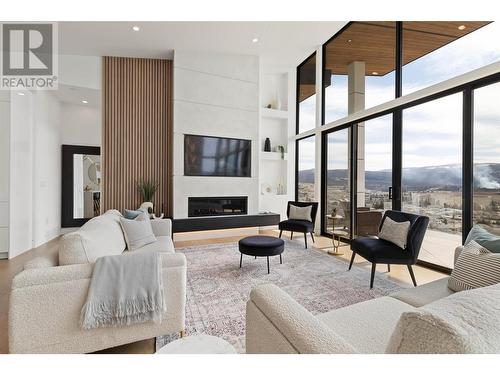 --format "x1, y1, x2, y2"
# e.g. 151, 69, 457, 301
260, 151, 287, 161
261, 108, 288, 120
